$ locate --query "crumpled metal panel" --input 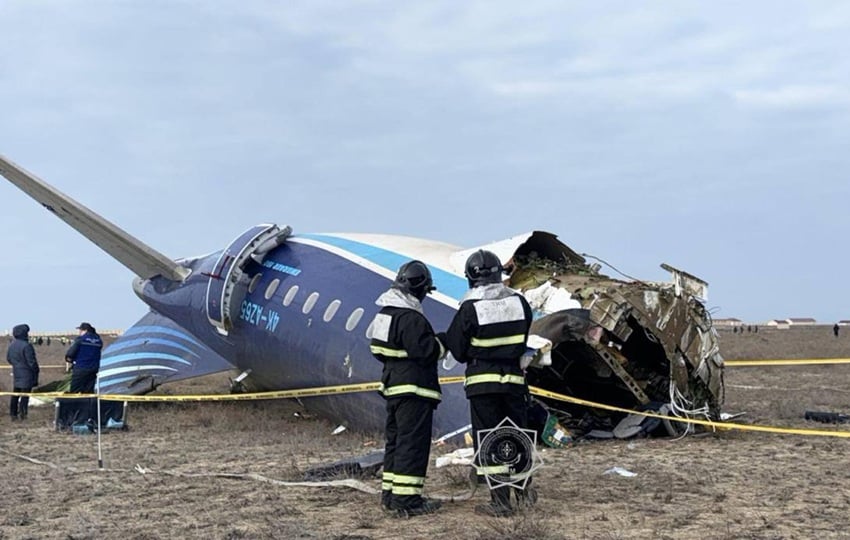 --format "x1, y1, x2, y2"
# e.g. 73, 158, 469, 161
508, 231, 724, 426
